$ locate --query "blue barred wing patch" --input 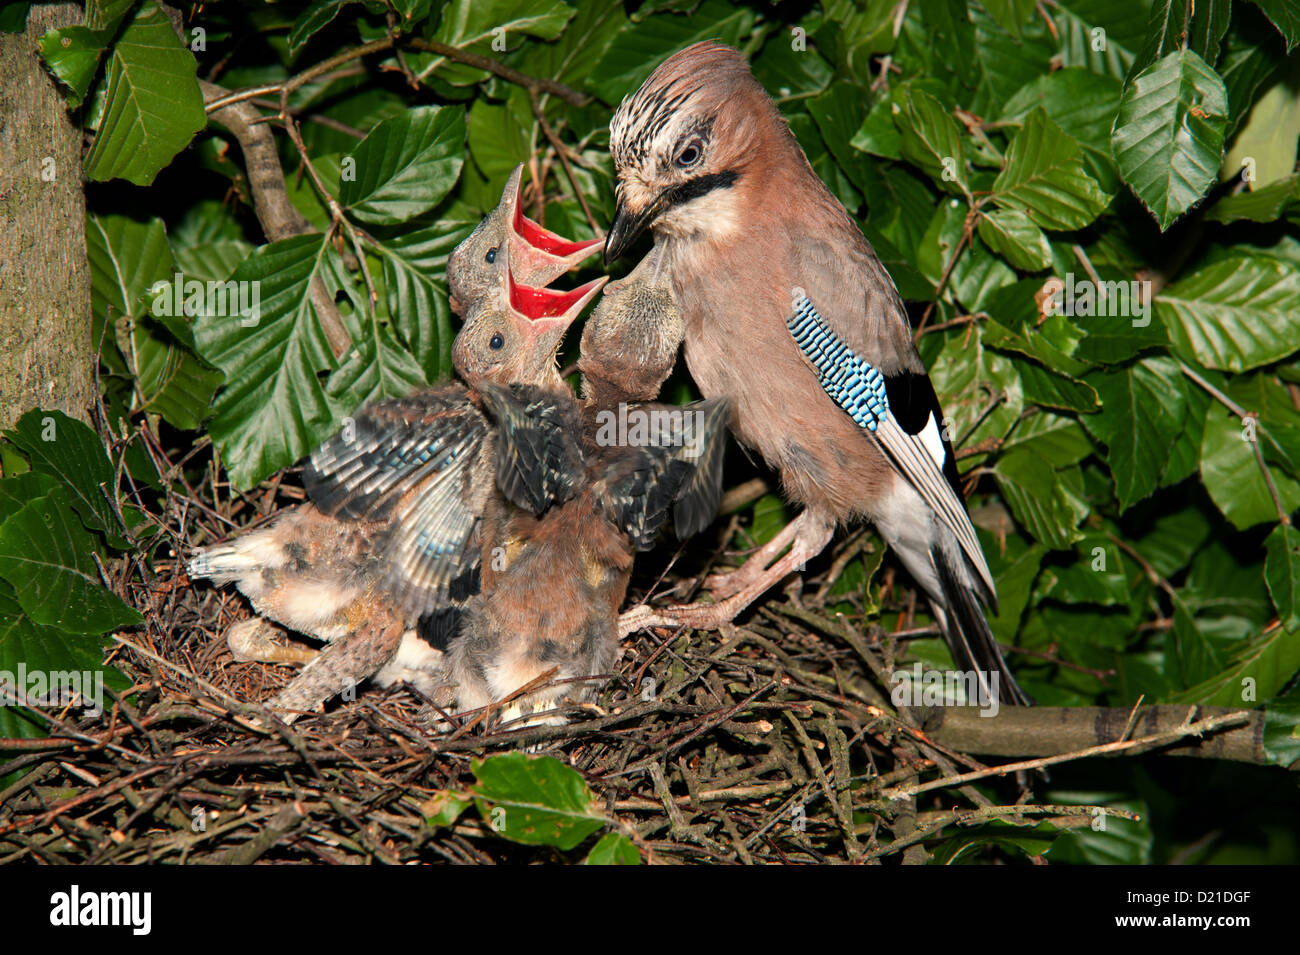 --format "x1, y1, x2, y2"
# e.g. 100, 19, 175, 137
786, 294, 890, 432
